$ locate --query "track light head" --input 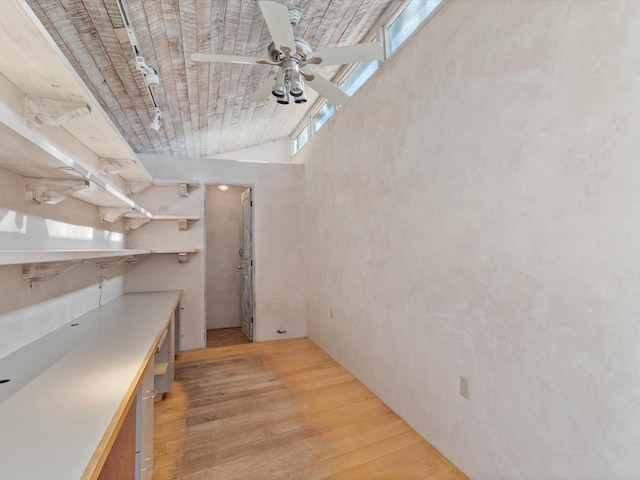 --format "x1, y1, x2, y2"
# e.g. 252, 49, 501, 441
136, 56, 160, 87
145, 73, 160, 87
149, 107, 161, 131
